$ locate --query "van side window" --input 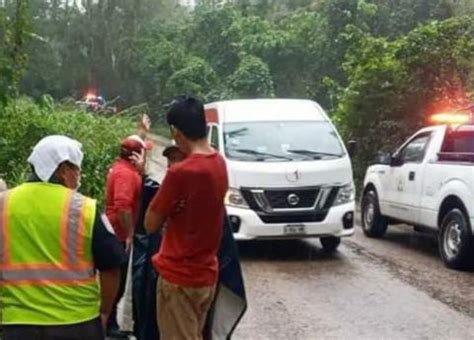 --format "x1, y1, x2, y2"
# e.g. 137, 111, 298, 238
211, 125, 219, 149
